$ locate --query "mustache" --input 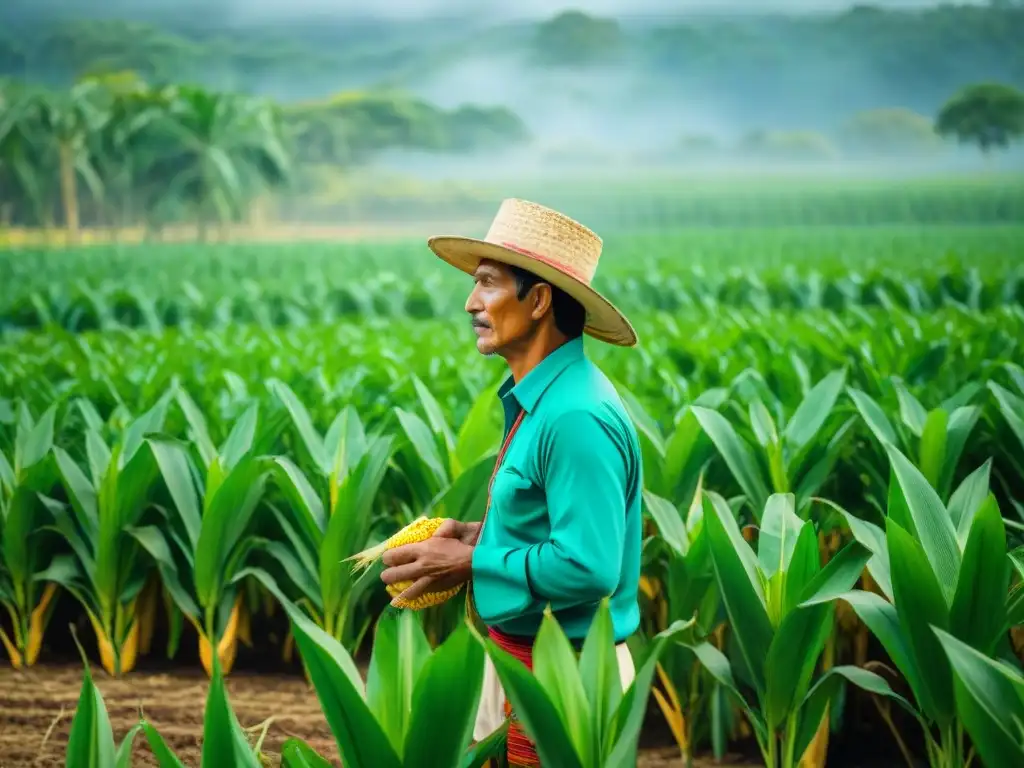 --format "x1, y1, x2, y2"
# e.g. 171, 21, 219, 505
471, 317, 490, 328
